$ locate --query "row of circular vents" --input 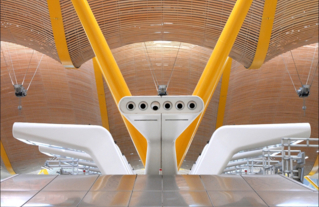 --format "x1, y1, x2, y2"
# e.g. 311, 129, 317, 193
126, 100, 197, 111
